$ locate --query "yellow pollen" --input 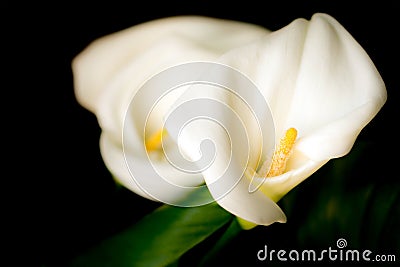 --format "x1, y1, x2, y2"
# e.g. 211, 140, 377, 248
266, 127, 297, 177
145, 129, 167, 152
